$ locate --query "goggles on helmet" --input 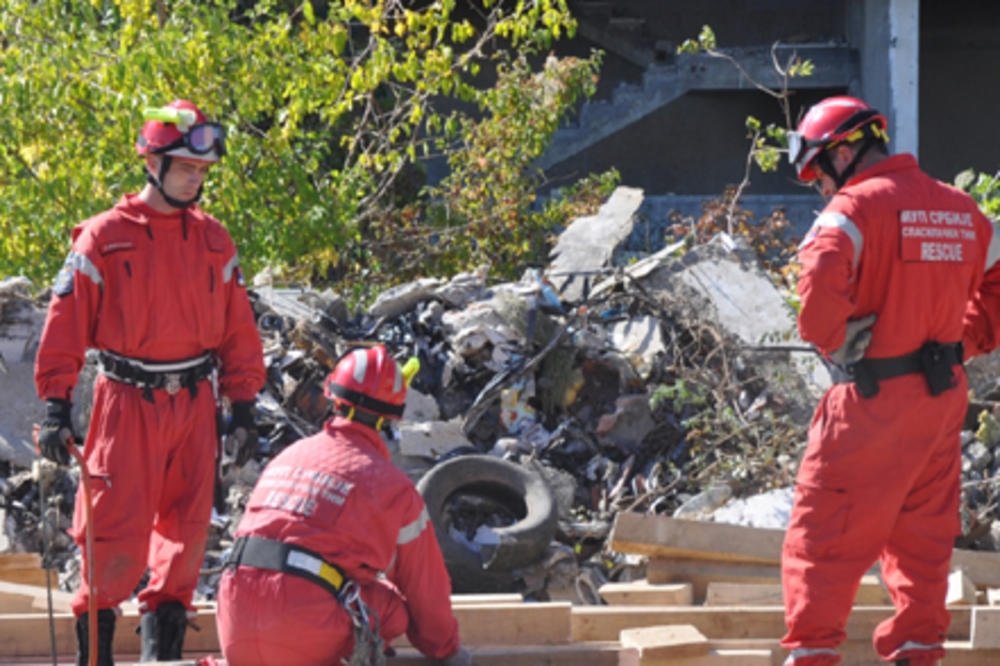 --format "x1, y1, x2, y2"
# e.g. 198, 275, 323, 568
156, 122, 227, 158
787, 130, 825, 178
